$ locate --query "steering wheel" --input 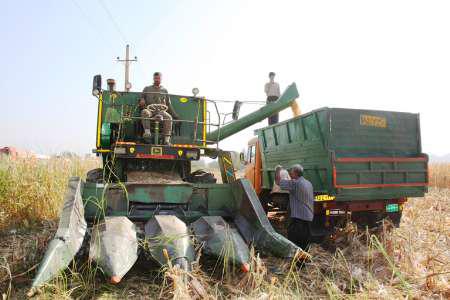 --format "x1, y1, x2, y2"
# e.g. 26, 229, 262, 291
147, 103, 168, 113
